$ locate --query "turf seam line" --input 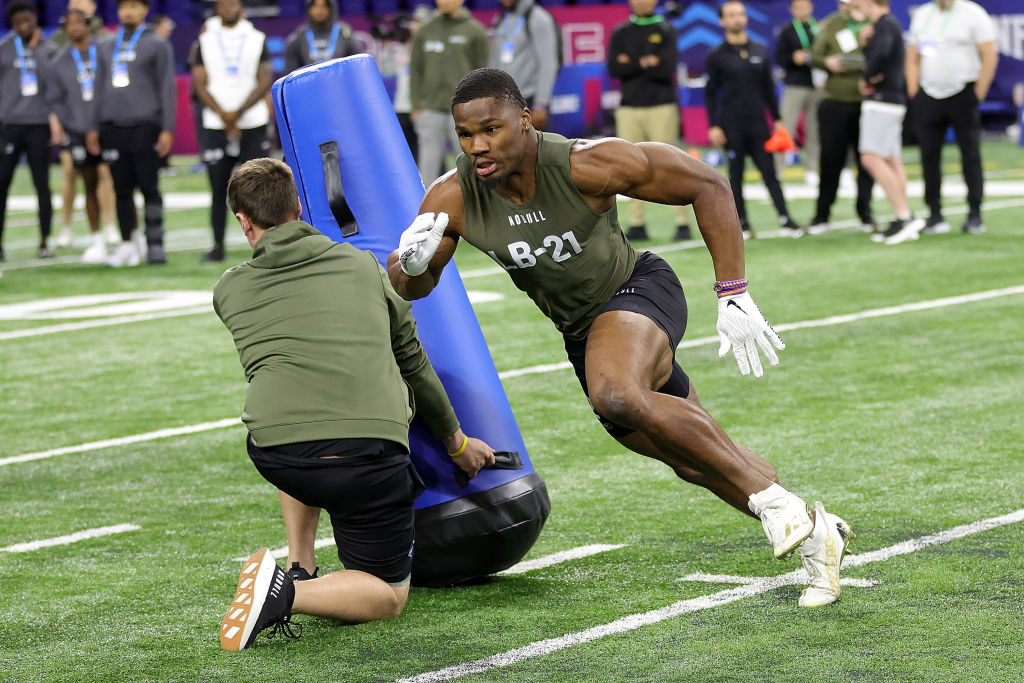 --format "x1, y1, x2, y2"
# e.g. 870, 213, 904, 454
395, 508, 1024, 682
